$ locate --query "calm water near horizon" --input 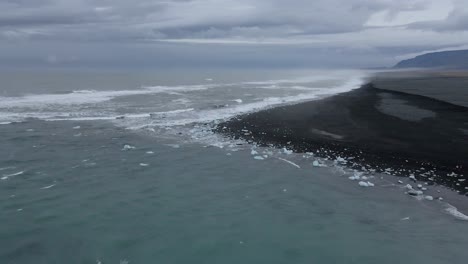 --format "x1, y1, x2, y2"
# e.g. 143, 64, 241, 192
1, 68, 468, 263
